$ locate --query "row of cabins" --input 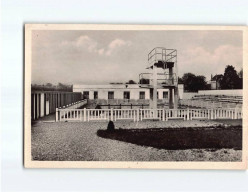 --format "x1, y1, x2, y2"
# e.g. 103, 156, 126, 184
31, 91, 81, 120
